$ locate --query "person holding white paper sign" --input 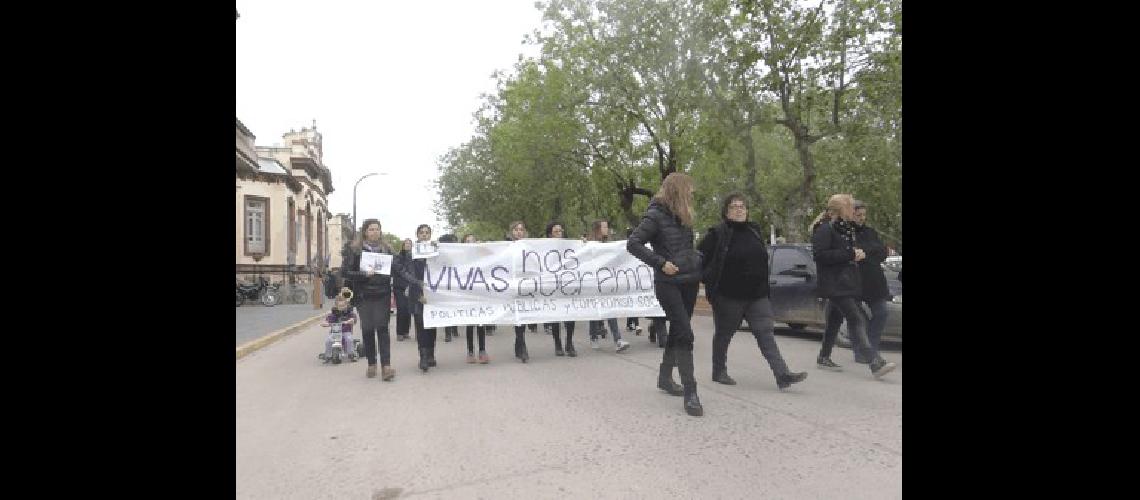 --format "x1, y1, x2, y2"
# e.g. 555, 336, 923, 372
340, 219, 399, 381
409, 224, 439, 372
